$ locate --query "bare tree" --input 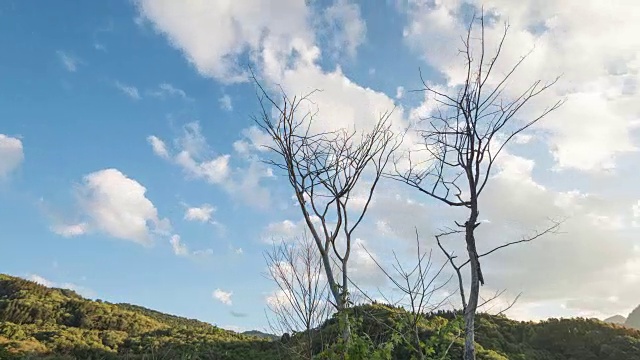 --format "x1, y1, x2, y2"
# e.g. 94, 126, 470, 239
392, 14, 564, 360
351, 231, 459, 360
265, 233, 331, 359
253, 75, 402, 341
